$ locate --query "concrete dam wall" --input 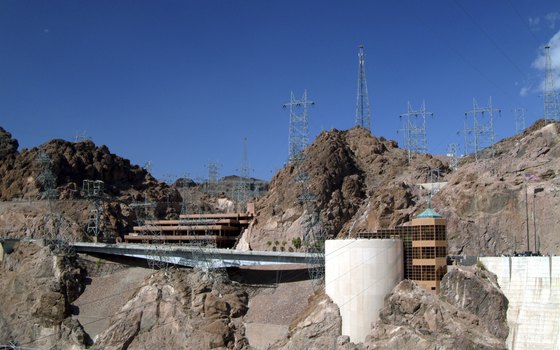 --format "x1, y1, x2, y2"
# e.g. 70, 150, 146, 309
480, 256, 560, 350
